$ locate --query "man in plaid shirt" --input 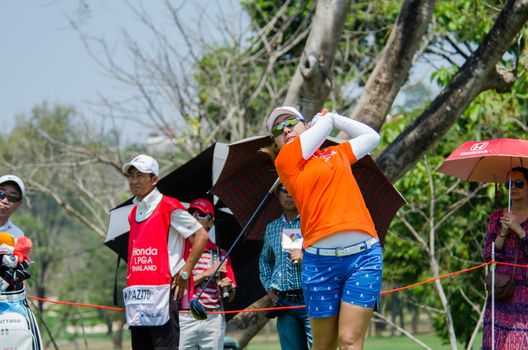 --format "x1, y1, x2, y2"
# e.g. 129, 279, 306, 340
259, 184, 312, 350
